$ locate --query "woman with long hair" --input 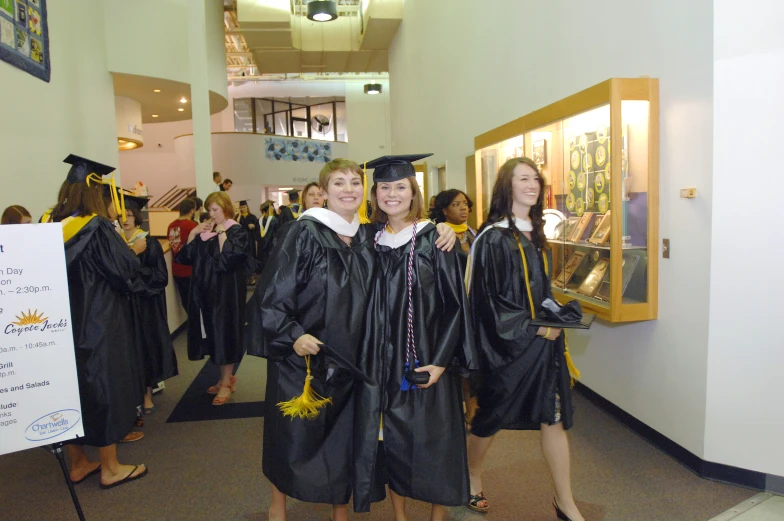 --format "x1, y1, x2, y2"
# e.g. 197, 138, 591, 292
54, 155, 149, 489
177, 191, 248, 406
256, 199, 279, 272
121, 197, 178, 415
1, 205, 32, 224
353, 155, 475, 521
301, 181, 325, 211
466, 157, 584, 521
